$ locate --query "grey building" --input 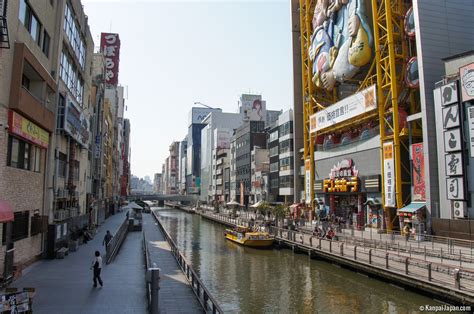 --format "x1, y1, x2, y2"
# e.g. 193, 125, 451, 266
234, 120, 267, 206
